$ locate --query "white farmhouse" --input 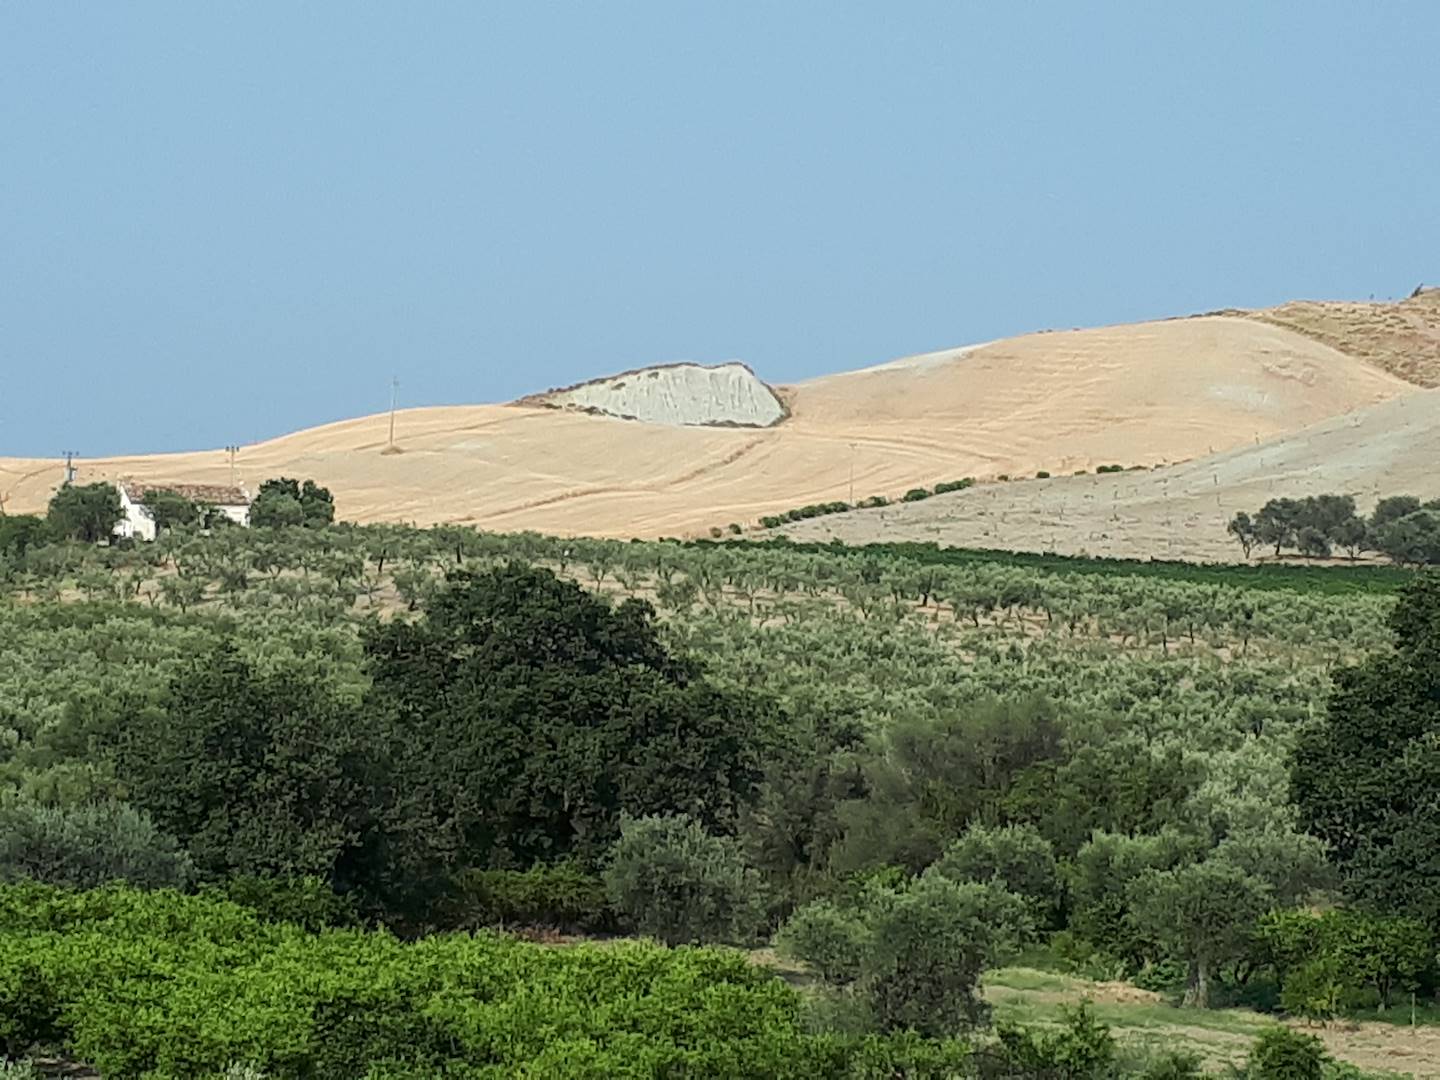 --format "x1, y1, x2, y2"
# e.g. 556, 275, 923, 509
115, 482, 252, 542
